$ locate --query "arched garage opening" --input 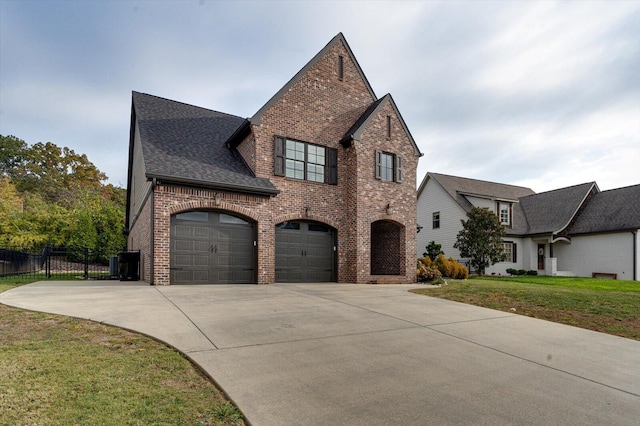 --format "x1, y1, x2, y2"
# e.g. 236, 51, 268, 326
275, 220, 336, 282
170, 210, 256, 284
370, 220, 405, 275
